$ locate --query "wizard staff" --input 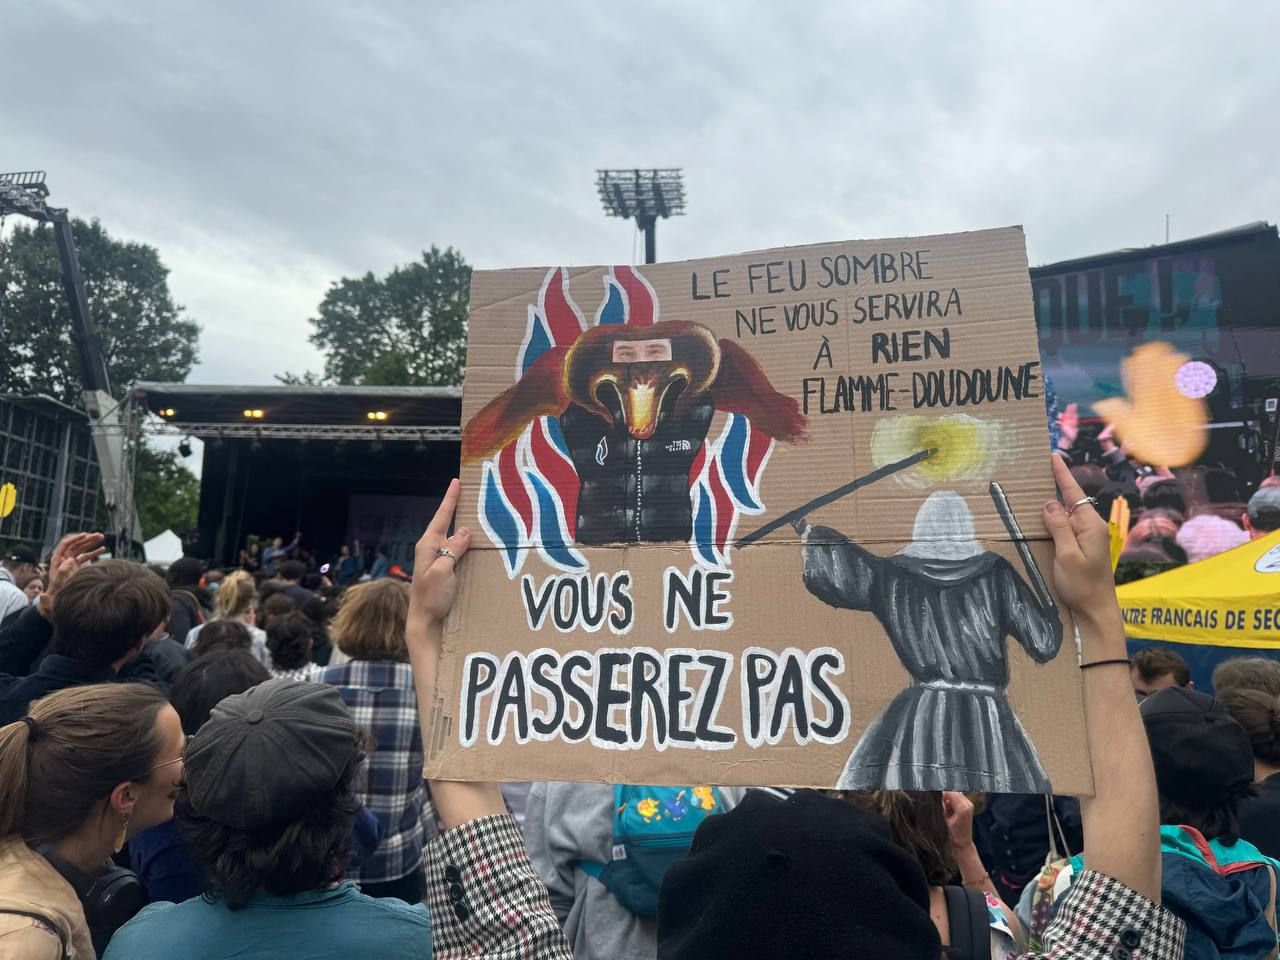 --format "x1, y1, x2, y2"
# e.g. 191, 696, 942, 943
989, 480, 1054, 610
734, 449, 935, 549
